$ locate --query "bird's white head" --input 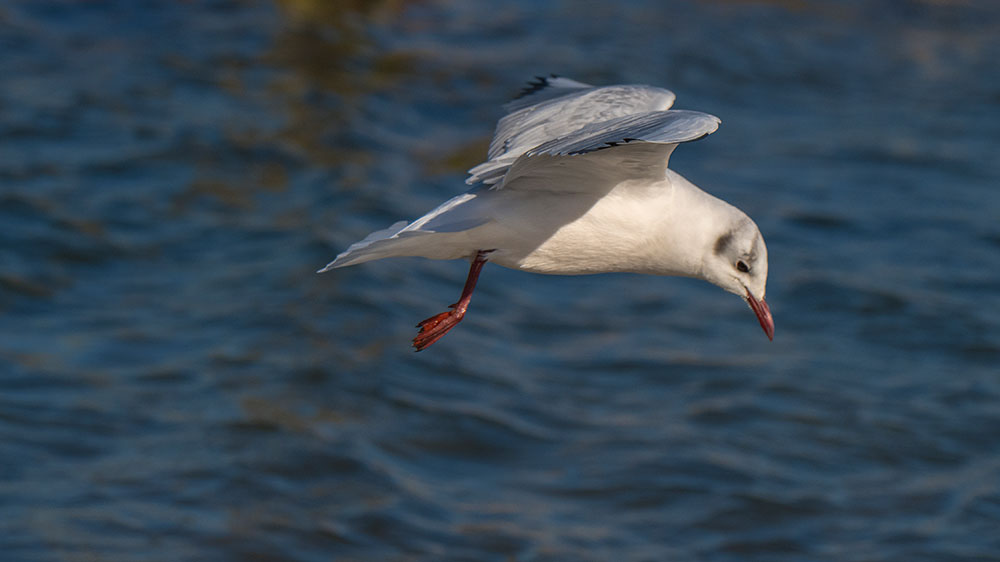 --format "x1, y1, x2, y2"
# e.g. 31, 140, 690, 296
701, 214, 773, 340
